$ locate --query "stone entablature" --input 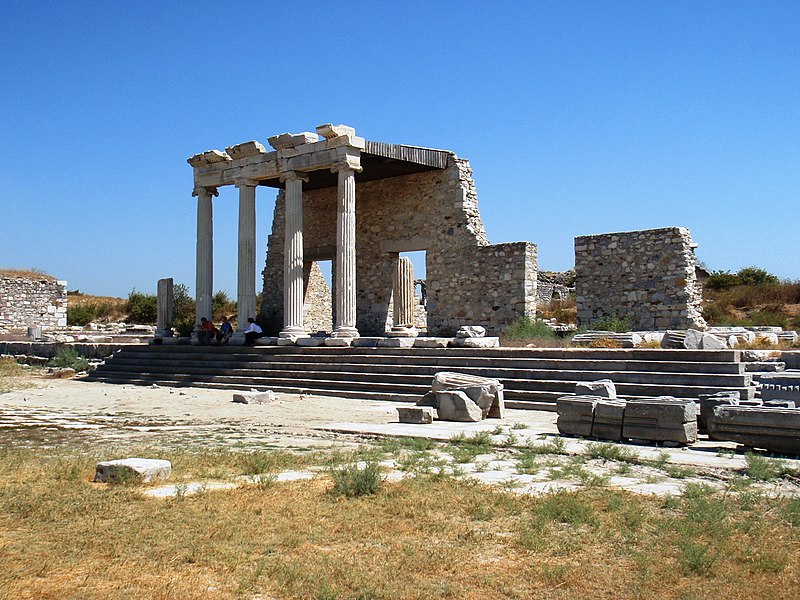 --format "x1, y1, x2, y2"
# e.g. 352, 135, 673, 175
0, 276, 67, 332
574, 227, 706, 331
261, 157, 537, 336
